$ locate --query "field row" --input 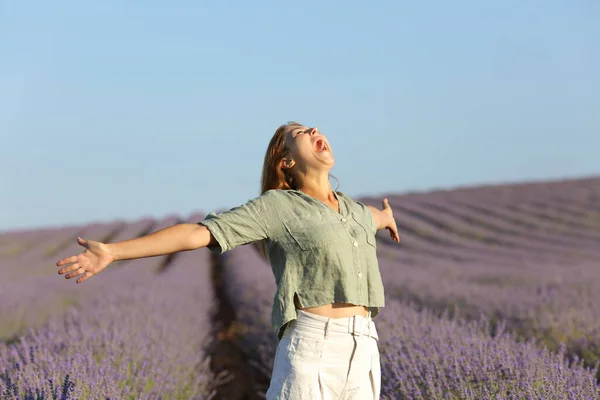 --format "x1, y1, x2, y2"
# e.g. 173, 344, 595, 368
1, 215, 215, 399
358, 178, 600, 376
